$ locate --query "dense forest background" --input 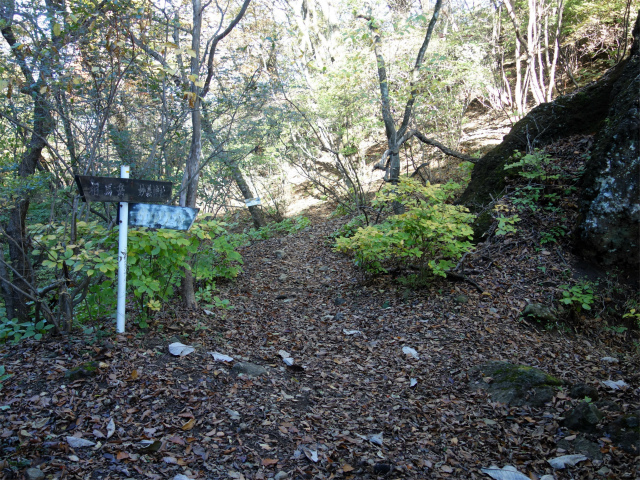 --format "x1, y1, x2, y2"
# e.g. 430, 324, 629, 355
0, 0, 637, 334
